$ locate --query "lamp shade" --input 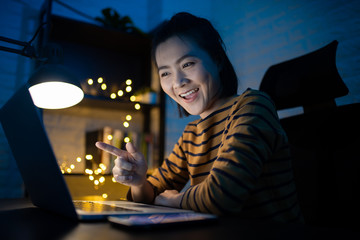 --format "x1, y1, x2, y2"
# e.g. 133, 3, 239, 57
28, 64, 84, 109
